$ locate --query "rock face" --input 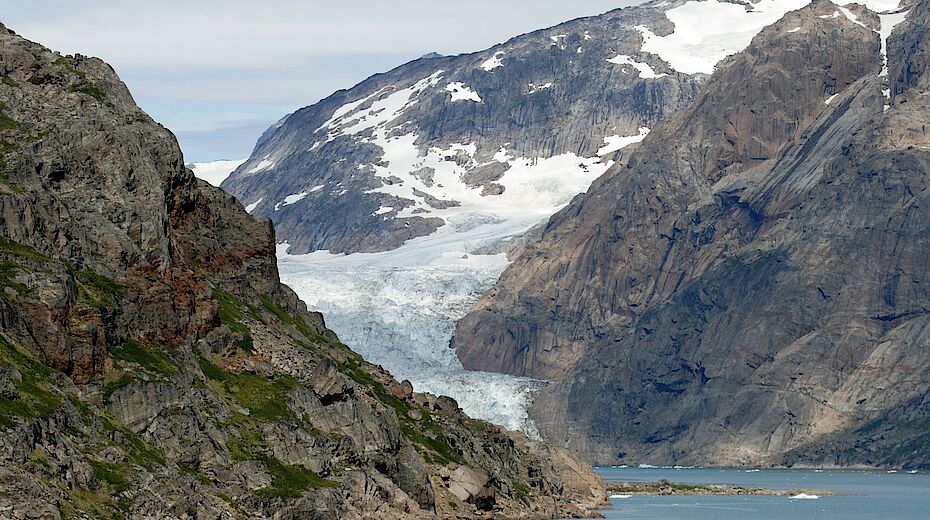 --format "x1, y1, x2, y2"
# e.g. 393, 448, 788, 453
0, 23, 604, 519
455, 0, 930, 468
221, 0, 707, 255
